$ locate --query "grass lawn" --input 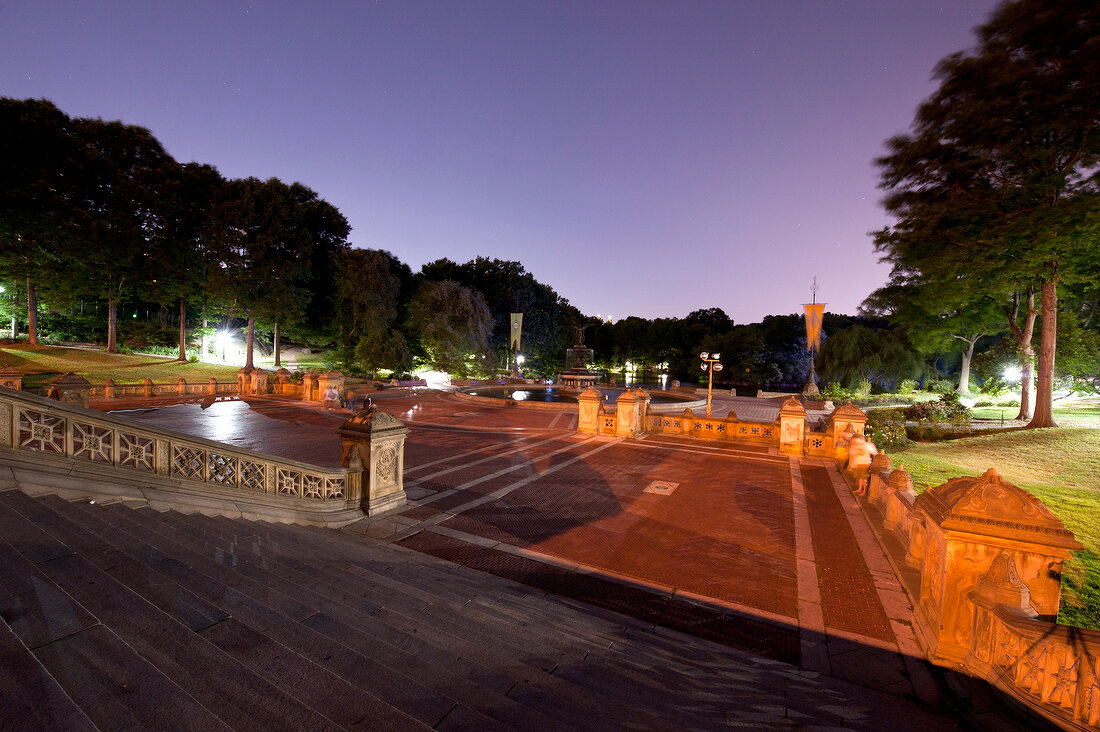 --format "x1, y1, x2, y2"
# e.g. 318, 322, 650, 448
0, 343, 242, 388
893, 427, 1100, 629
